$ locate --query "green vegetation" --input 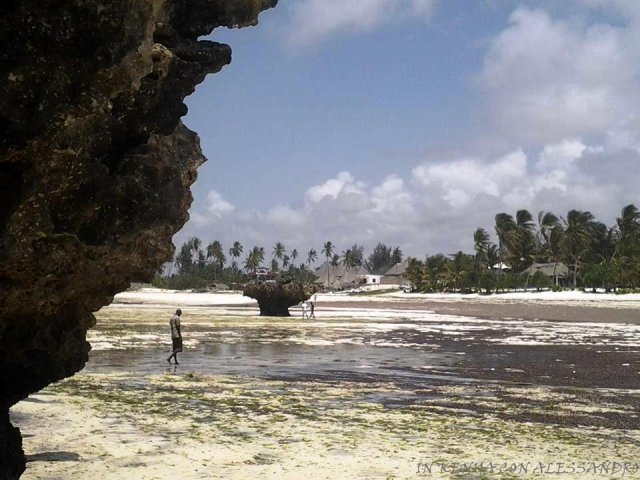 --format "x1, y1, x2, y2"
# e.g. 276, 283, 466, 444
408, 204, 640, 293
159, 239, 328, 290
159, 238, 404, 291
157, 204, 639, 293
48, 370, 640, 476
